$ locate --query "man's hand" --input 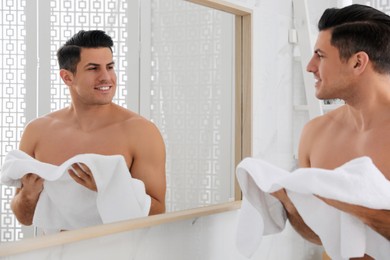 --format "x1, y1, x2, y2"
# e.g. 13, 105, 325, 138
68, 163, 97, 191
271, 188, 295, 212
271, 188, 322, 244
11, 173, 44, 225
20, 173, 44, 197
271, 188, 289, 204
